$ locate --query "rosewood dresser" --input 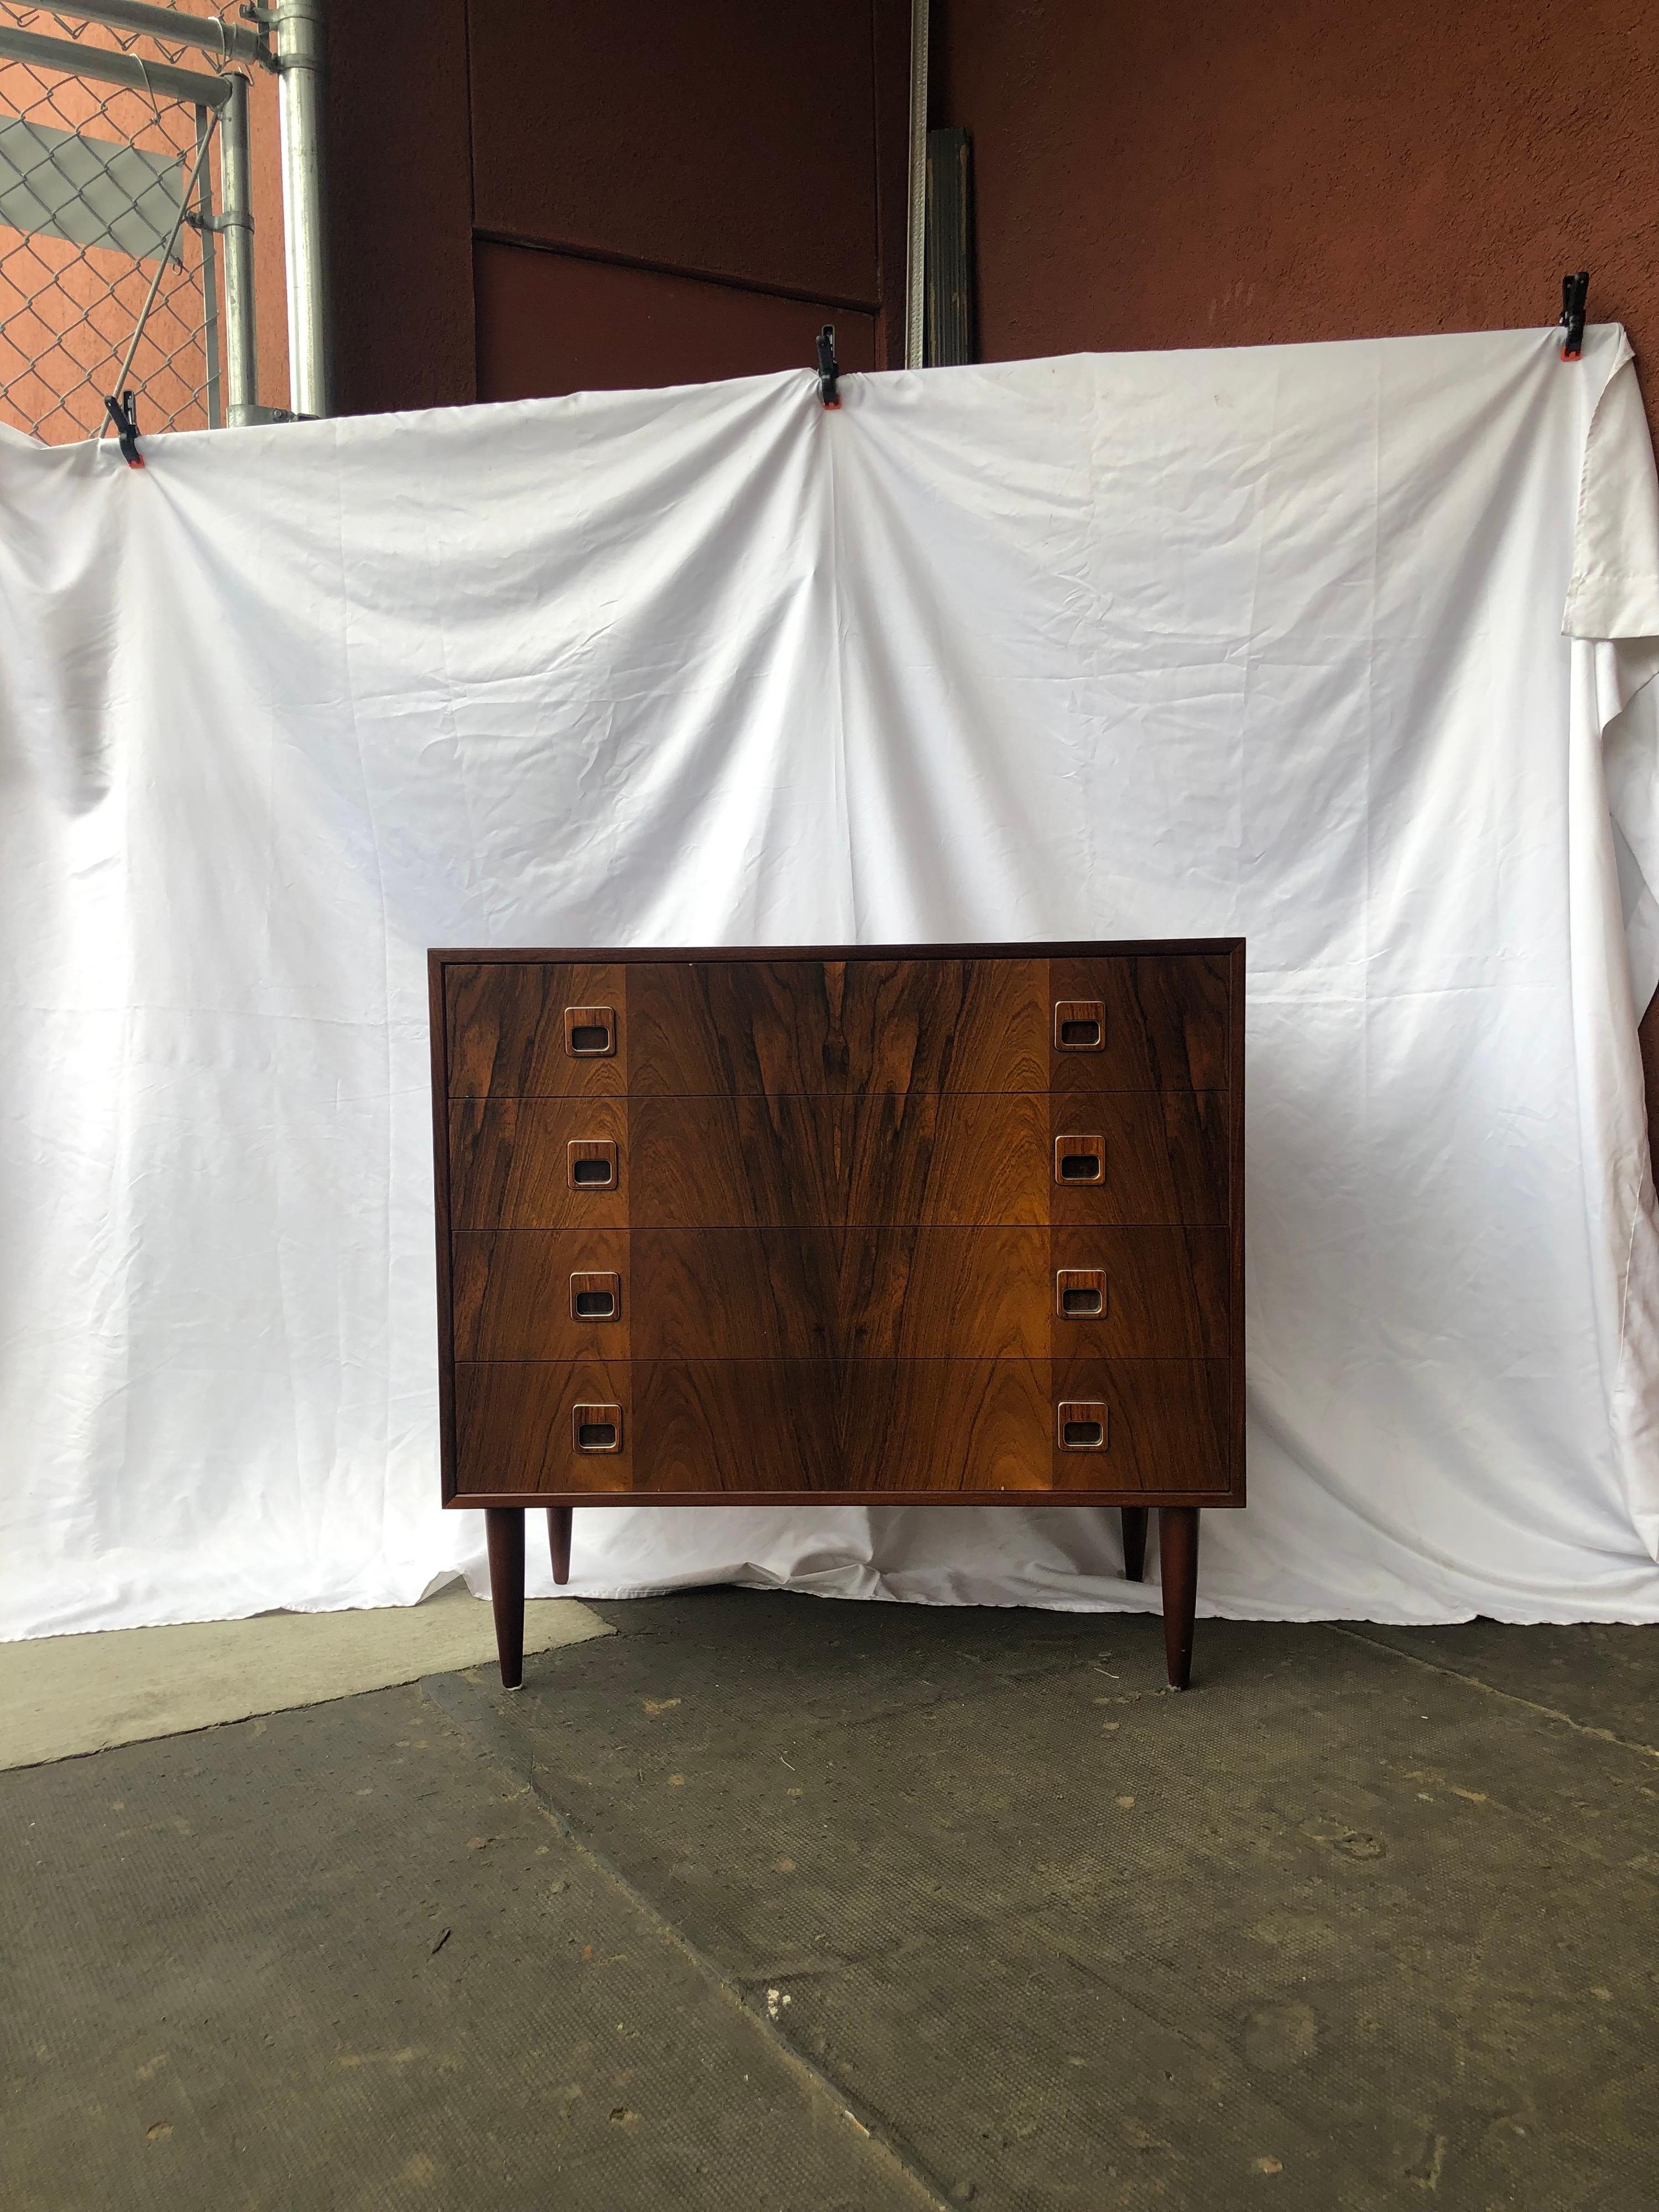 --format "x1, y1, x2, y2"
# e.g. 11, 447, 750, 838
429, 942, 1244, 1689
